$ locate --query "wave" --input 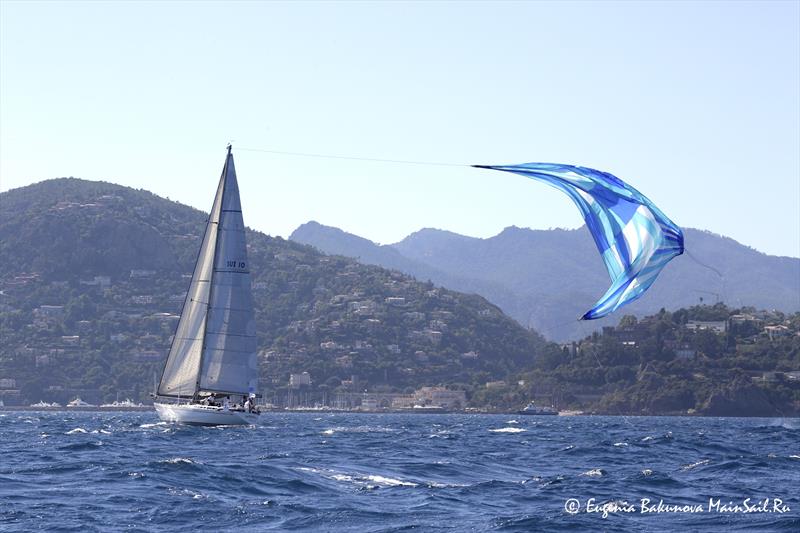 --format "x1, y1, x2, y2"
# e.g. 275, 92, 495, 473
638, 432, 673, 445
753, 418, 800, 430
680, 459, 711, 471
160, 457, 201, 465
627, 469, 687, 488
4, 411, 800, 532
297, 466, 419, 489
148, 457, 204, 471
167, 487, 209, 500
319, 425, 398, 435
139, 422, 168, 429
534, 475, 566, 487
364, 474, 418, 487
57, 441, 104, 451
